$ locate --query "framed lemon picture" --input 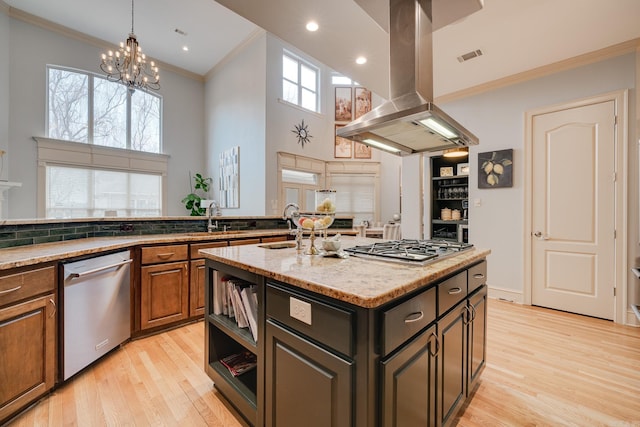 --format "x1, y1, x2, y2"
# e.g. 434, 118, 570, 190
478, 149, 513, 188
